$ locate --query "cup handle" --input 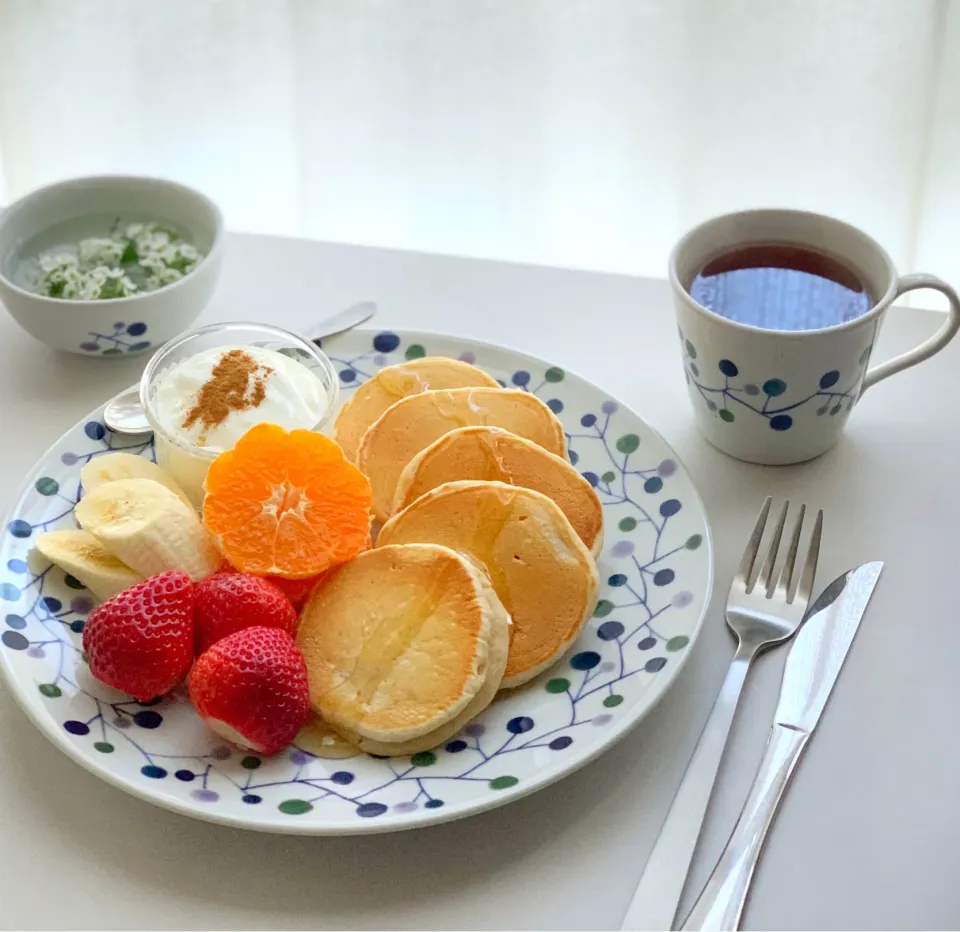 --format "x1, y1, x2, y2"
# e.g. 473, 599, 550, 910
861, 273, 960, 393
